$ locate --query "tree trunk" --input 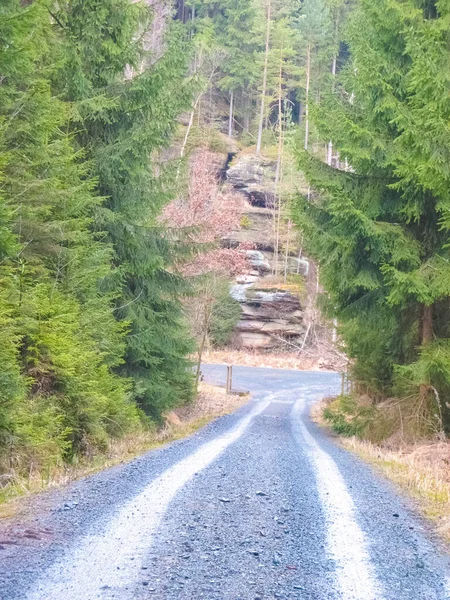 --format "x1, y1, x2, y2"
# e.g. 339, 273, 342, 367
256, 0, 271, 156
304, 43, 311, 151
195, 298, 213, 391
422, 304, 434, 345
327, 140, 333, 166
332, 318, 338, 343
209, 85, 214, 125
178, 0, 184, 22
228, 90, 234, 138
274, 46, 284, 276
244, 91, 250, 133
327, 55, 337, 167
195, 328, 207, 392
283, 219, 292, 283
179, 46, 209, 164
